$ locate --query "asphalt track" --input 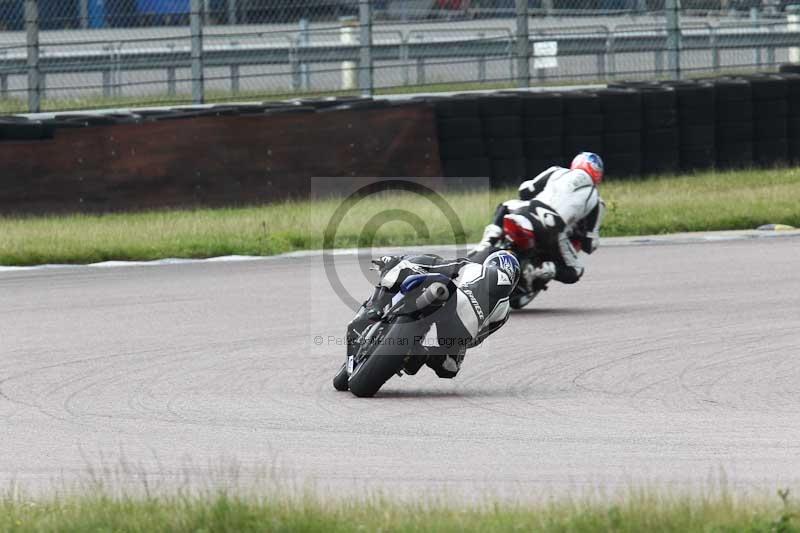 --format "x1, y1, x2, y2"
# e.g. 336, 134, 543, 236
2, 232, 800, 500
